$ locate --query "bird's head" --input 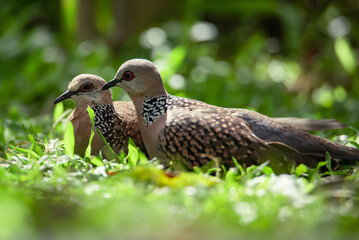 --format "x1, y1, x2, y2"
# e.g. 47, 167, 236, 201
102, 59, 167, 99
54, 74, 113, 106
